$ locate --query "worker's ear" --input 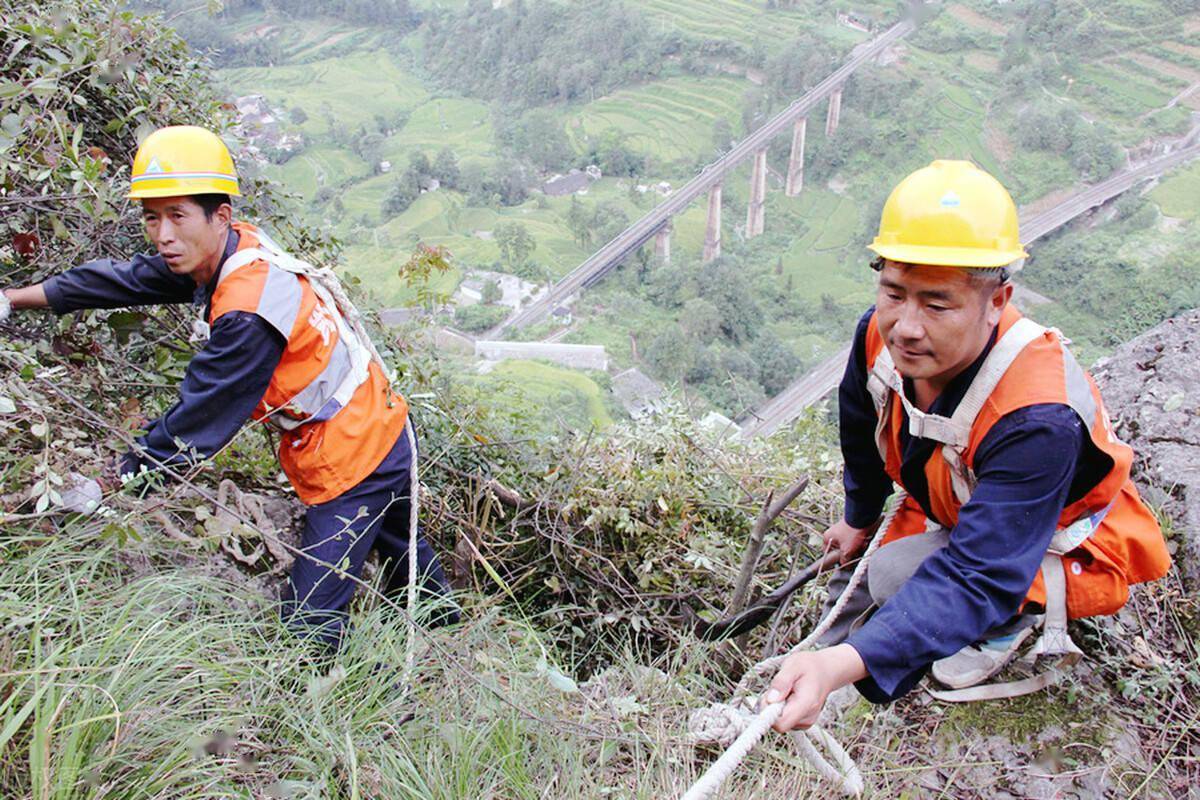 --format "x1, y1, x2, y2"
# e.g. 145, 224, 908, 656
212, 201, 233, 230
985, 280, 1012, 328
